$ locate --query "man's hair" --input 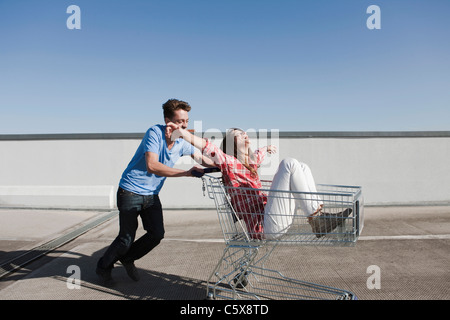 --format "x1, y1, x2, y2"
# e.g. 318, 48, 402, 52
162, 99, 191, 119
